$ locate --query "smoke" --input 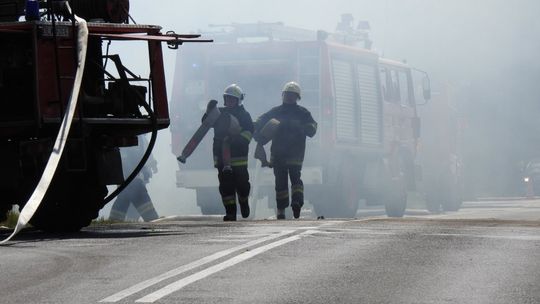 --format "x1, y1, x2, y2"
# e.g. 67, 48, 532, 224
100, 0, 540, 218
